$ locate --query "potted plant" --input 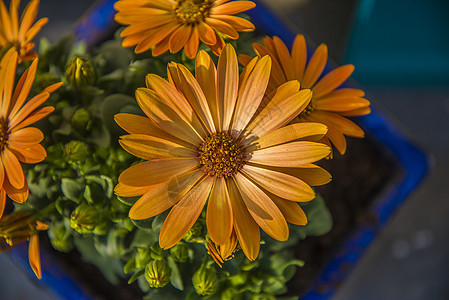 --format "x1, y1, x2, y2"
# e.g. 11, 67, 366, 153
3, 0, 428, 299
